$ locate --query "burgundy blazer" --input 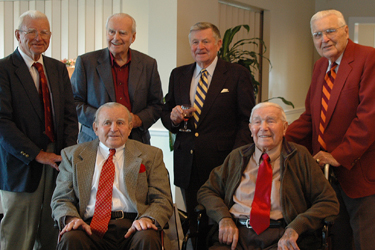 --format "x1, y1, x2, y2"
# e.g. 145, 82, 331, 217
286, 39, 375, 198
